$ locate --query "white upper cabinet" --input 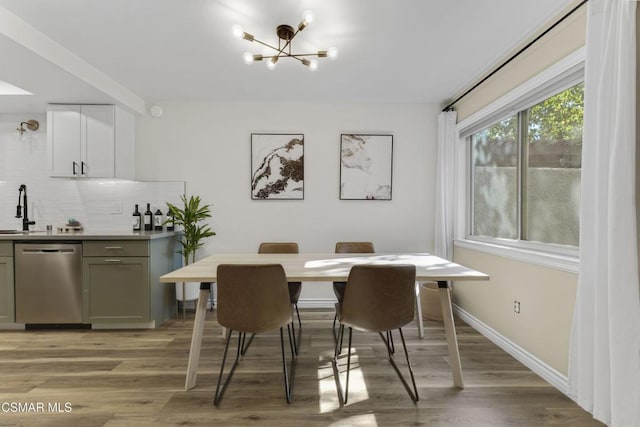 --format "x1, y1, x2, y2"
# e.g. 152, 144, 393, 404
47, 104, 134, 179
